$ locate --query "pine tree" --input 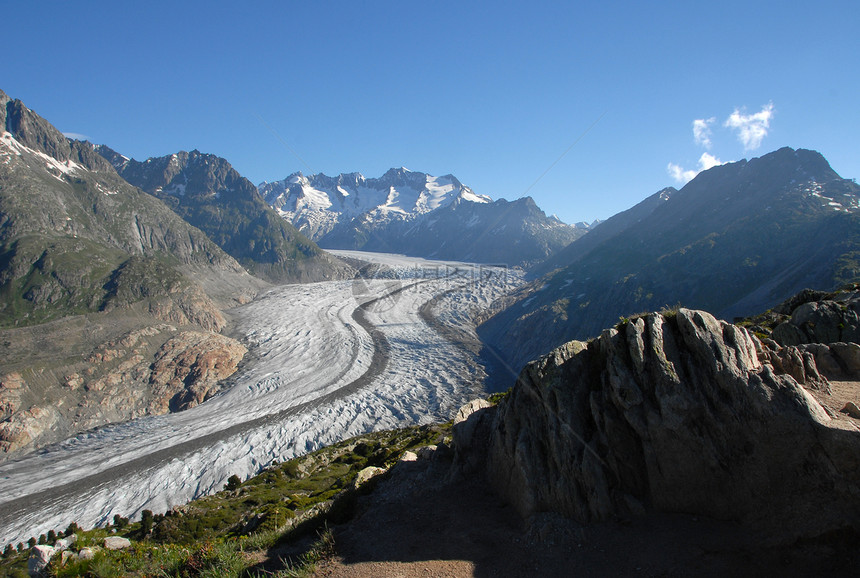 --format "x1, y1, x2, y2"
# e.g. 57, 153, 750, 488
140, 509, 154, 535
